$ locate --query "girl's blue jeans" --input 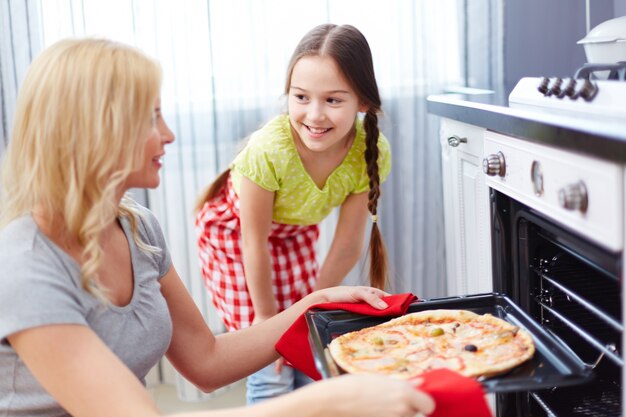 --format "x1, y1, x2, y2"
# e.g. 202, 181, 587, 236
246, 362, 313, 404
